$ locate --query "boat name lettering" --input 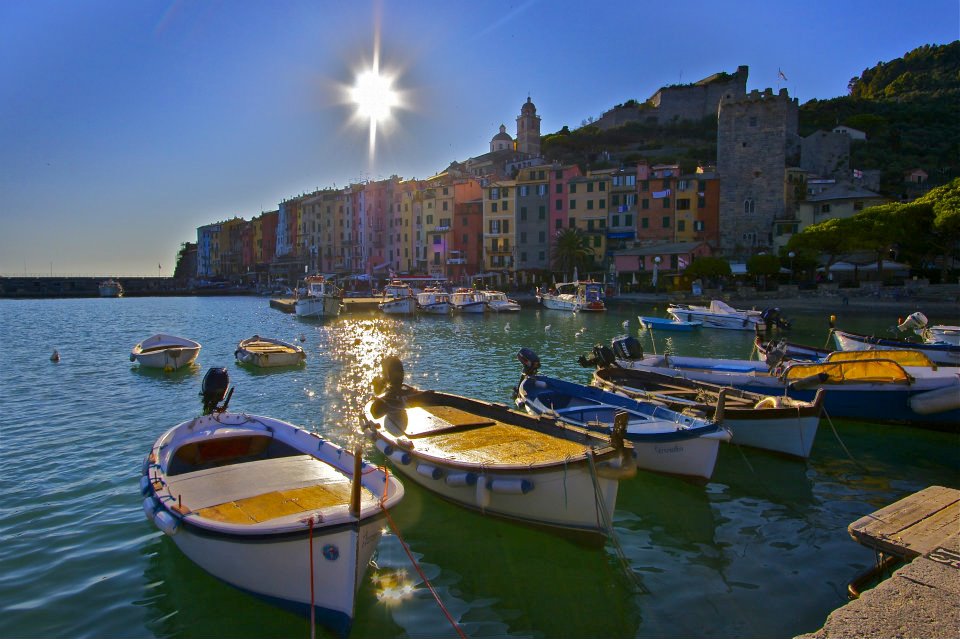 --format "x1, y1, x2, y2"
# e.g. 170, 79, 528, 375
654, 444, 685, 454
